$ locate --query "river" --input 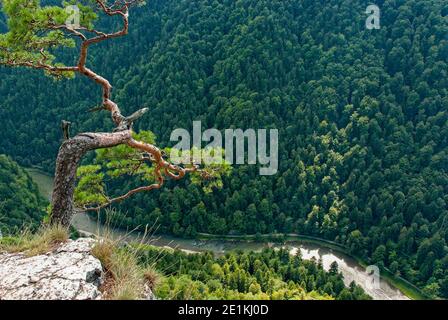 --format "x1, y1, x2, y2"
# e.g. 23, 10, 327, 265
27, 168, 409, 300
